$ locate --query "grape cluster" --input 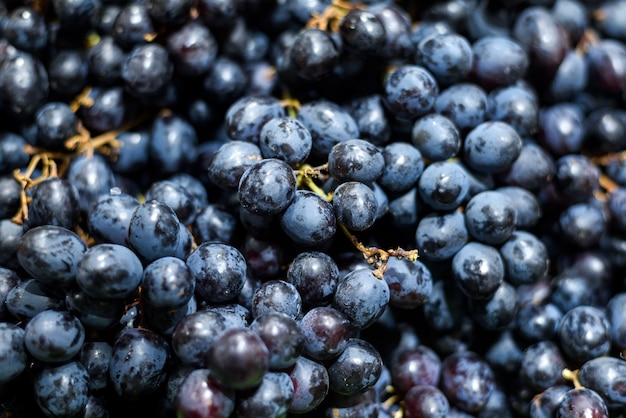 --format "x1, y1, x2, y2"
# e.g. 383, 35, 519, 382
2, 0, 626, 417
